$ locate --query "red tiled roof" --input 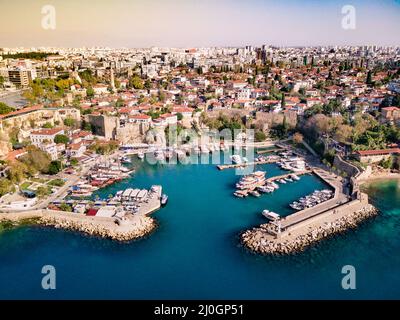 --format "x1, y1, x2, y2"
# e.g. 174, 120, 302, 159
382, 107, 399, 111
6, 149, 27, 161
356, 148, 400, 156
0, 105, 42, 120
31, 128, 64, 136
129, 114, 151, 120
